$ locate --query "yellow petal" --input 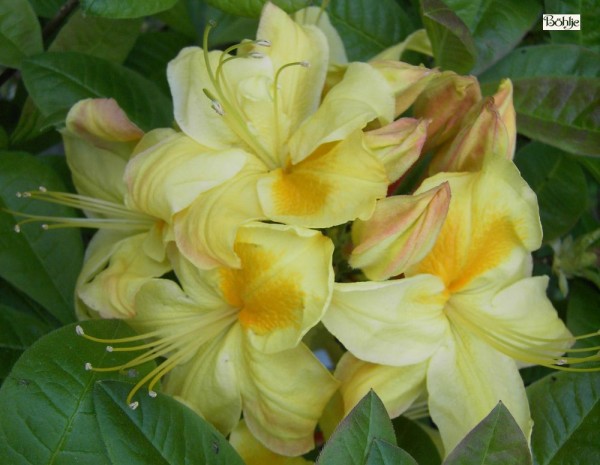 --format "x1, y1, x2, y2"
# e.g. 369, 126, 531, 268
427, 325, 532, 455
125, 131, 247, 220
240, 337, 339, 456
219, 222, 334, 353
230, 420, 313, 465
492, 79, 516, 159
258, 130, 388, 228
258, 2, 329, 132
292, 6, 347, 65
335, 352, 427, 418
409, 157, 542, 293
351, 183, 450, 280
78, 233, 170, 318
173, 155, 266, 269
364, 118, 428, 183
322, 277, 448, 366
62, 98, 141, 204
371, 29, 433, 61
289, 62, 395, 164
